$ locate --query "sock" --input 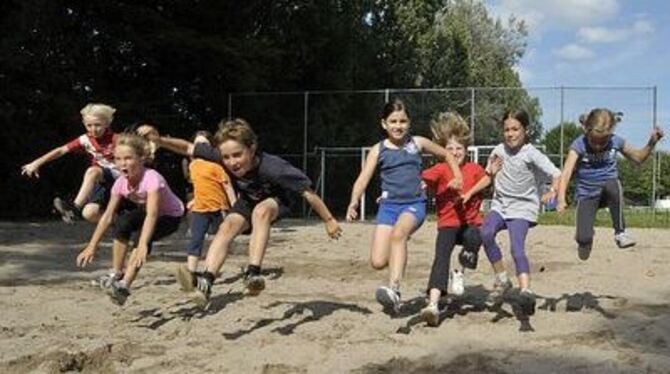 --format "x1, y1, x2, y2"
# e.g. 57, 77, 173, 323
69, 200, 83, 218
246, 265, 261, 276
202, 271, 216, 284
